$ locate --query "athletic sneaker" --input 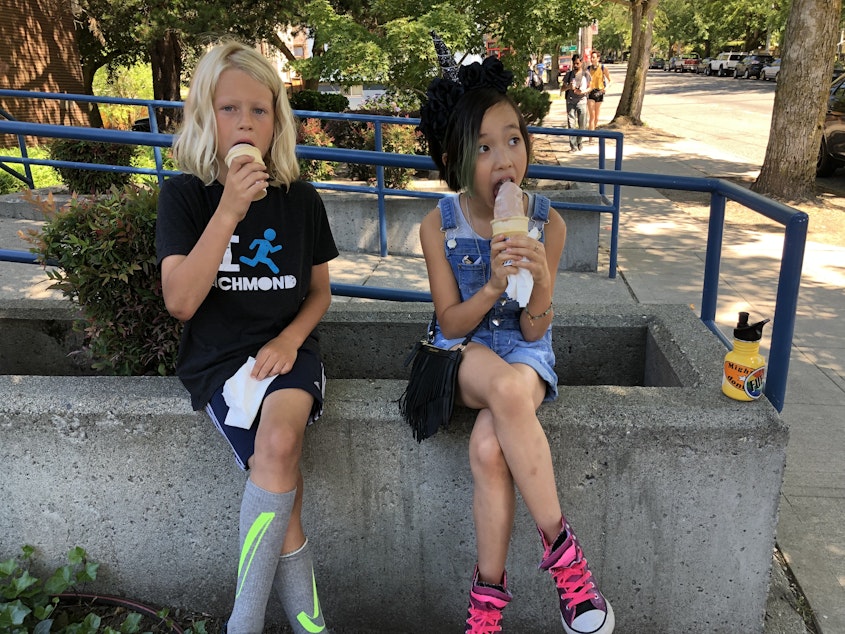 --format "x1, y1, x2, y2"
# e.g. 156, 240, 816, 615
465, 566, 513, 633
538, 519, 615, 634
